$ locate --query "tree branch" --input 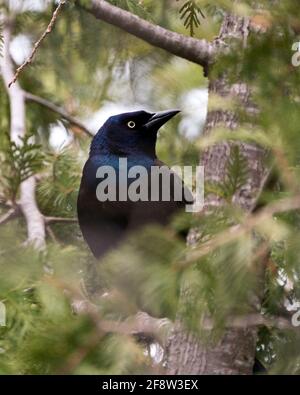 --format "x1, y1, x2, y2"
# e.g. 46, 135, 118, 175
19, 177, 46, 249
24, 91, 93, 137
180, 194, 300, 268
0, 17, 46, 249
100, 312, 171, 345
0, 207, 20, 225
202, 313, 295, 331
47, 276, 296, 368
0, 207, 77, 228
49, 277, 172, 345
72, 298, 296, 344
8, 1, 67, 88
80, 0, 214, 69
45, 216, 77, 224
